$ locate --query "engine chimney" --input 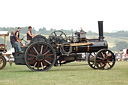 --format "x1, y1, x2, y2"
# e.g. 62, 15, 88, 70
98, 21, 104, 41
